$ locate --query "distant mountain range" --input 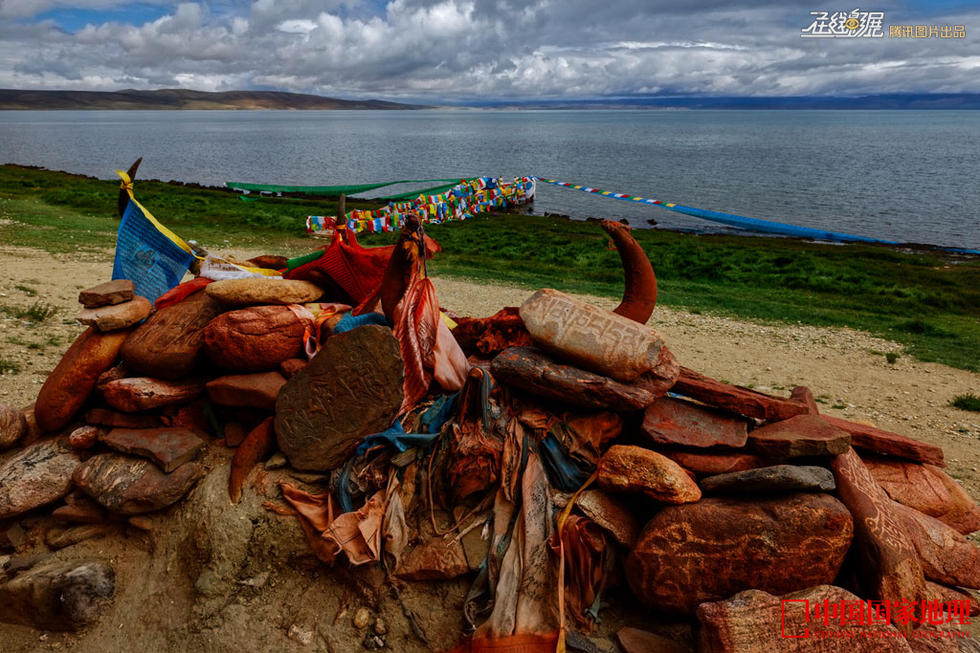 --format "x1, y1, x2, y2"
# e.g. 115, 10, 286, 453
1, 88, 978, 110
469, 93, 980, 110
0, 88, 428, 110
